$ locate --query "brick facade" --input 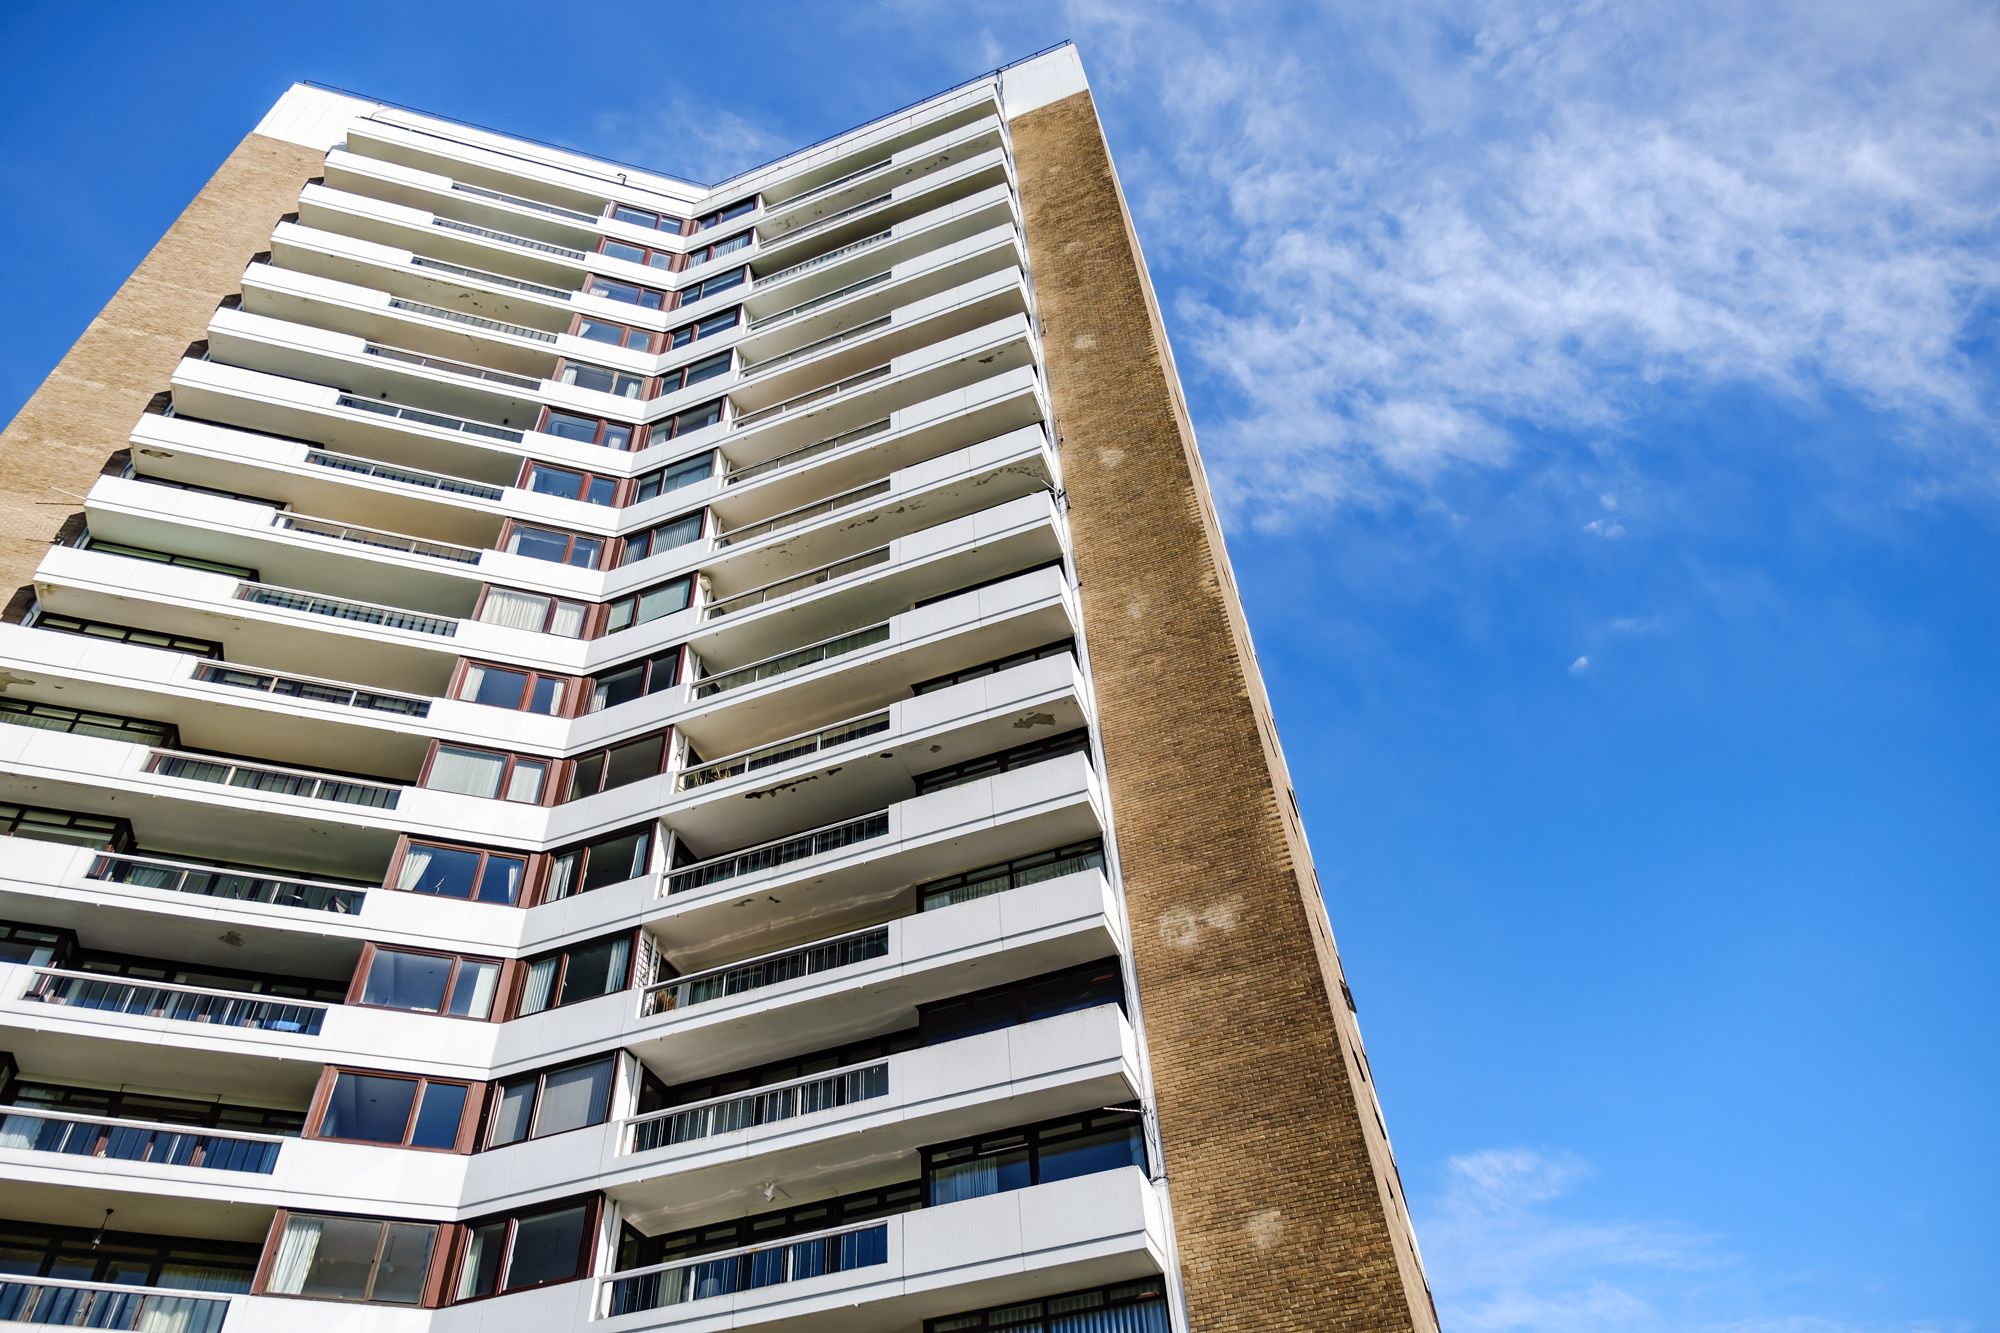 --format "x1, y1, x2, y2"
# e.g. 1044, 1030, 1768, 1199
0, 131, 325, 605
1010, 91, 1438, 1332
